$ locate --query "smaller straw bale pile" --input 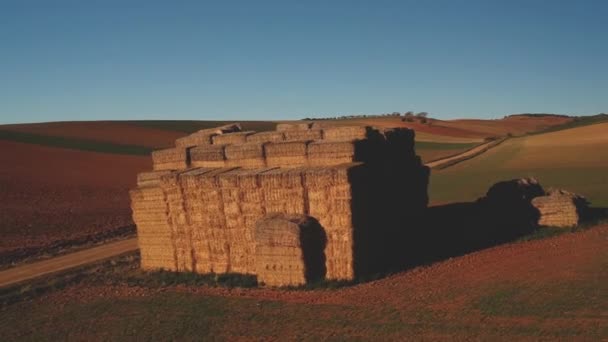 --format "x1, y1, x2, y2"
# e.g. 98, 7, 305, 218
531, 189, 589, 227
255, 214, 326, 287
